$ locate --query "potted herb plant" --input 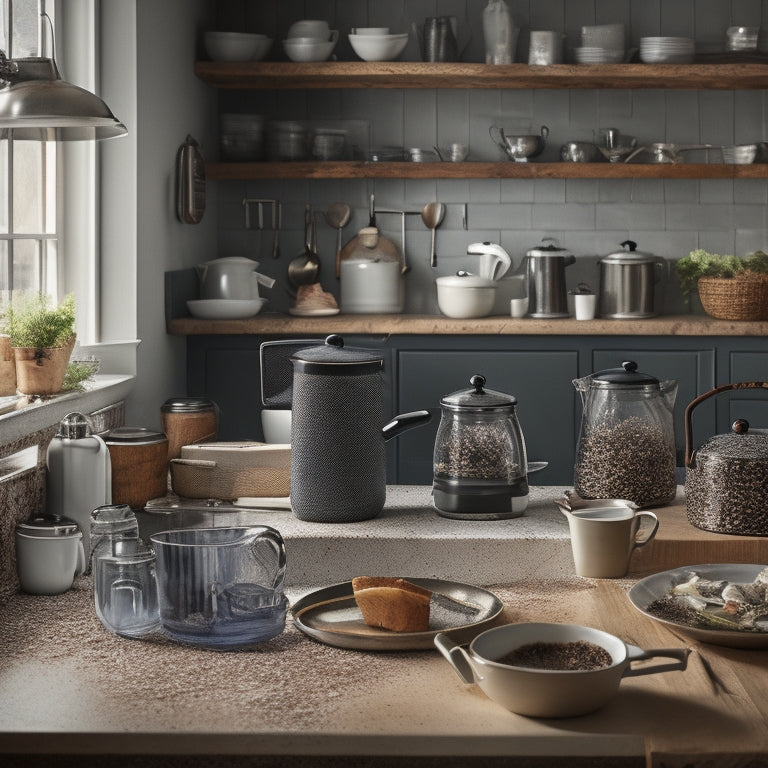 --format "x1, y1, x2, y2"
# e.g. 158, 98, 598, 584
675, 249, 768, 320
7, 293, 77, 395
